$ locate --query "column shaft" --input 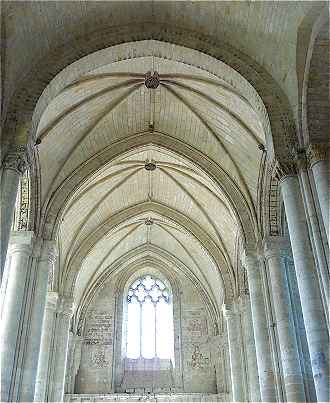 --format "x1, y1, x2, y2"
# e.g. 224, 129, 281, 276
307, 143, 329, 240
299, 168, 329, 311
281, 175, 329, 402
223, 305, 245, 402
264, 237, 306, 402
243, 252, 277, 402
0, 231, 34, 402
312, 159, 329, 239
34, 292, 59, 402
19, 241, 57, 402
239, 295, 261, 402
